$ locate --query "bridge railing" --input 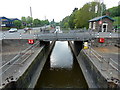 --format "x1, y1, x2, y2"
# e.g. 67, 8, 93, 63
38, 31, 92, 41
87, 29, 119, 38
0, 41, 40, 87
